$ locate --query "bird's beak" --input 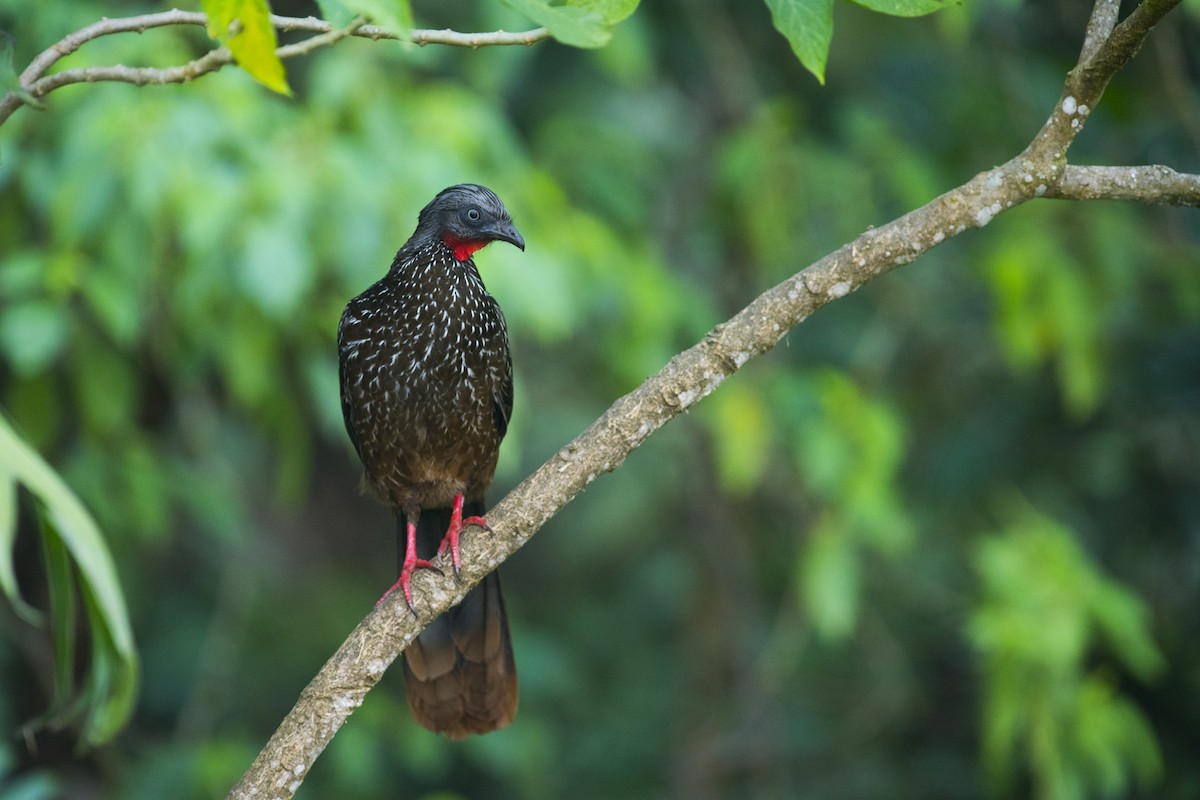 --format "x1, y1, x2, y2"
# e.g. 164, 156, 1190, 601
489, 221, 525, 251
